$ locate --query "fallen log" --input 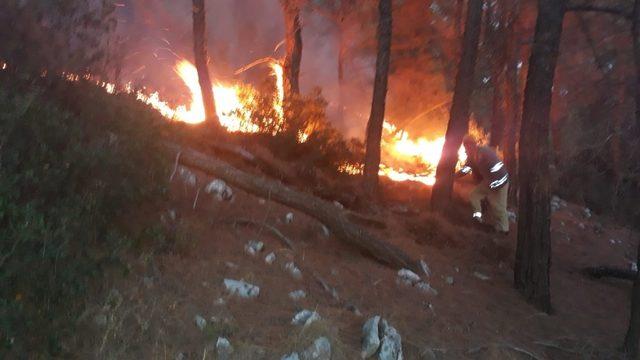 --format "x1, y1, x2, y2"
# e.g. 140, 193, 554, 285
166, 143, 420, 272
582, 266, 636, 281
